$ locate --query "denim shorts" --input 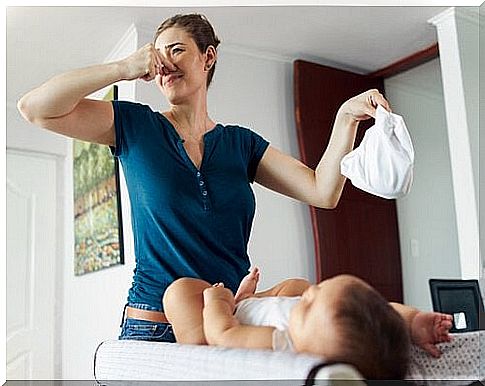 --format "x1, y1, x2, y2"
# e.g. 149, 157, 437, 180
118, 302, 177, 343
